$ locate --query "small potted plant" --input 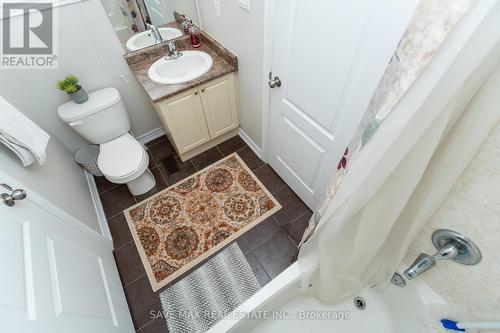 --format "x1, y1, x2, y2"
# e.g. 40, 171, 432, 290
57, 75, 88, 104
